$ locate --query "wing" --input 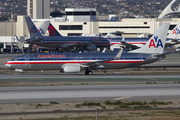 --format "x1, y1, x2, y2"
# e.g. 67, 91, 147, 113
80, 48, 123, 68
26, 38, 44, 44
59, 43, 78, 48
